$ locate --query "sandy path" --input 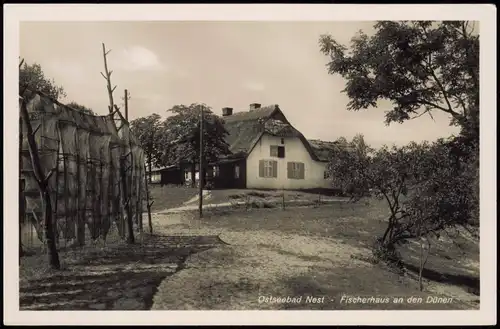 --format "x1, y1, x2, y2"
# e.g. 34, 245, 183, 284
149, 212, 373, 310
